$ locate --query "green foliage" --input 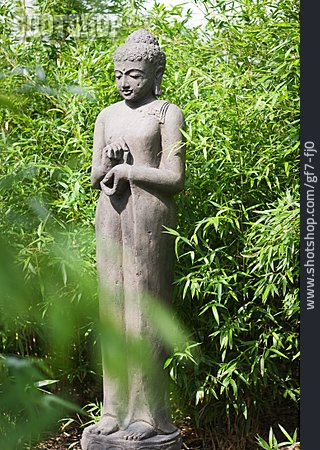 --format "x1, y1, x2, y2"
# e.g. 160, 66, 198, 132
256, 424, 298, 450
0, 0, 299, 447
162, 0, 299, 436
0, 355, 79, 448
